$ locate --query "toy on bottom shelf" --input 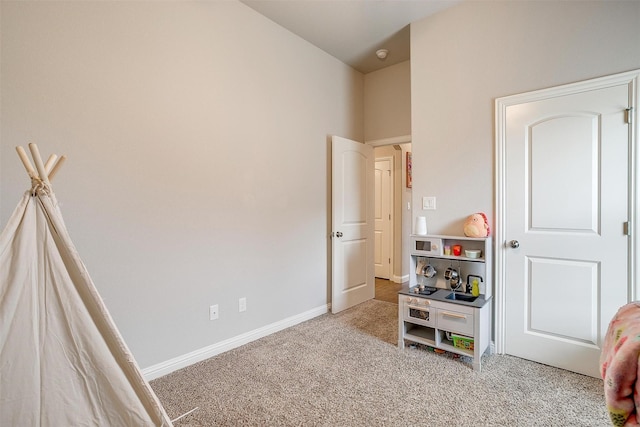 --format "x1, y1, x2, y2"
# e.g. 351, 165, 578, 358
463, 212, 490, 238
